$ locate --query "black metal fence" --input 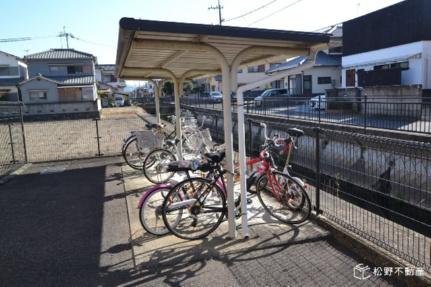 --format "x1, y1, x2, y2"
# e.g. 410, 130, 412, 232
196, 111, 431, 273
181, 95, 431, 134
